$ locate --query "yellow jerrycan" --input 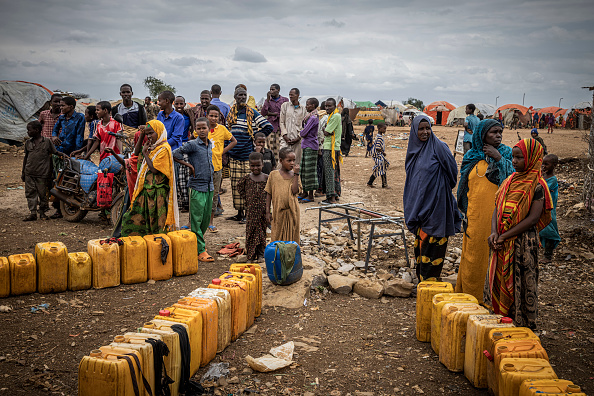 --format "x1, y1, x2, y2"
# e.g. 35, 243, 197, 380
154, 307, 203, 376
486, 327, 541, 395
110, 334, 158, 396
498, 358, 557, 396
416, 281, 453, 342
0, 257, 10, 298
88, 239, 120, 289
120, 236, 147, 284
229, 263, 263, 316
187, 287, 232, 353
143, 234, 173, 281
78, 347, 143, 396
519, 379, 585, 396
463, 315, 514, 388
430, 293, 478, 354
9, 253, 36, 295
174, 297, 218, 367
209, 278, 248, 341
220, 272, 258, 328
167, 230, 198, 276
68, 252, 92, 291
35, 242, 68, 293
438, 303, 489, 372
141, 321, 183, 396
